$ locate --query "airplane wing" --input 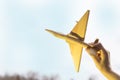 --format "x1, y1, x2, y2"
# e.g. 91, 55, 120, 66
67, 10, 90, 72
